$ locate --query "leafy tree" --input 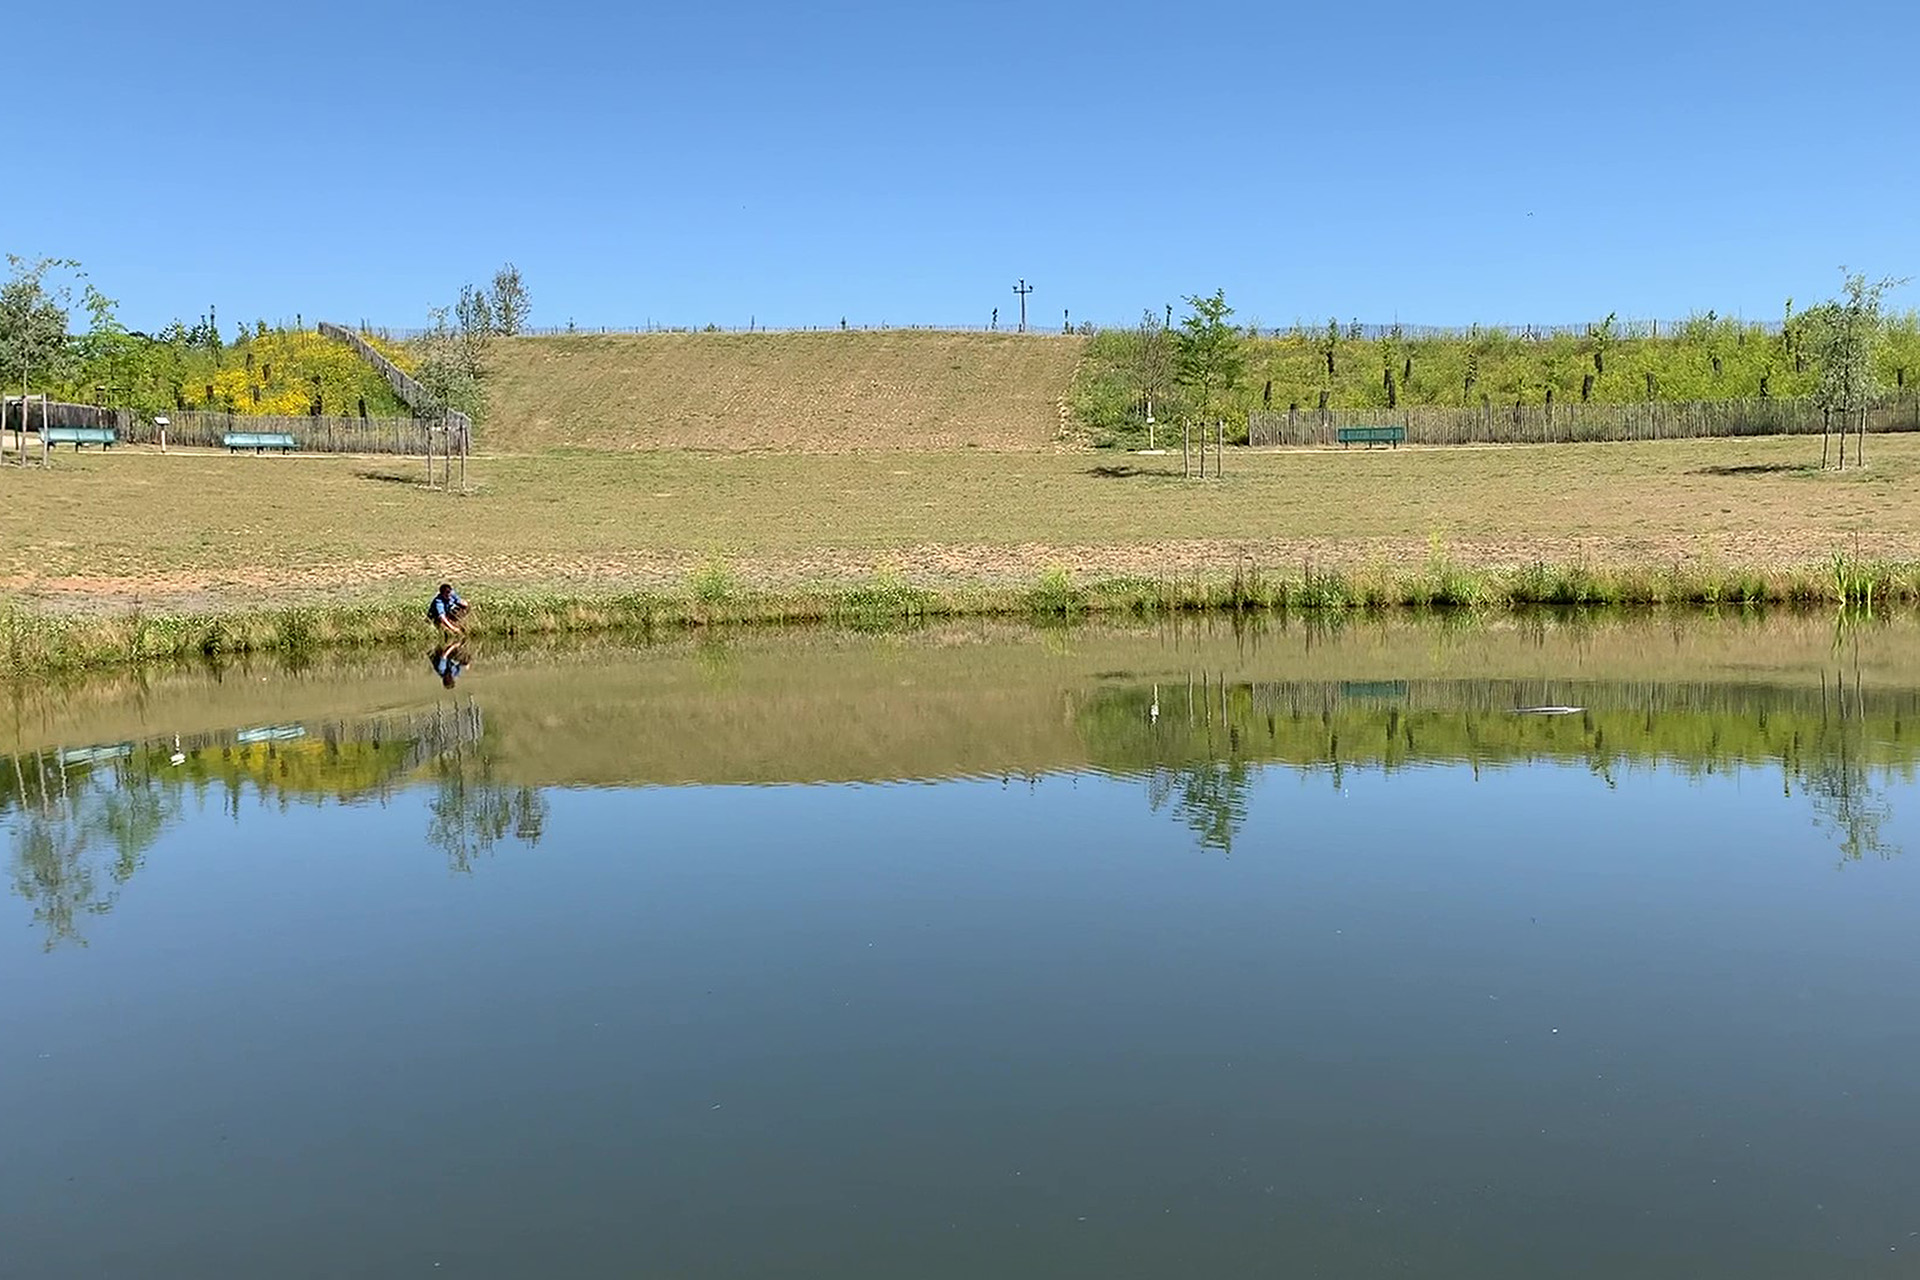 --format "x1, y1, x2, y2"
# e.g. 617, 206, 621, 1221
0, 256, 79, 435
454, 283, 493, 377
1131, 307, 1174, 435
1174, 289, 1245, 428
416, 306, 486, 421
1803, 270, 1906, 468
72, 286, 143, 407
490, 263, 531, 337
